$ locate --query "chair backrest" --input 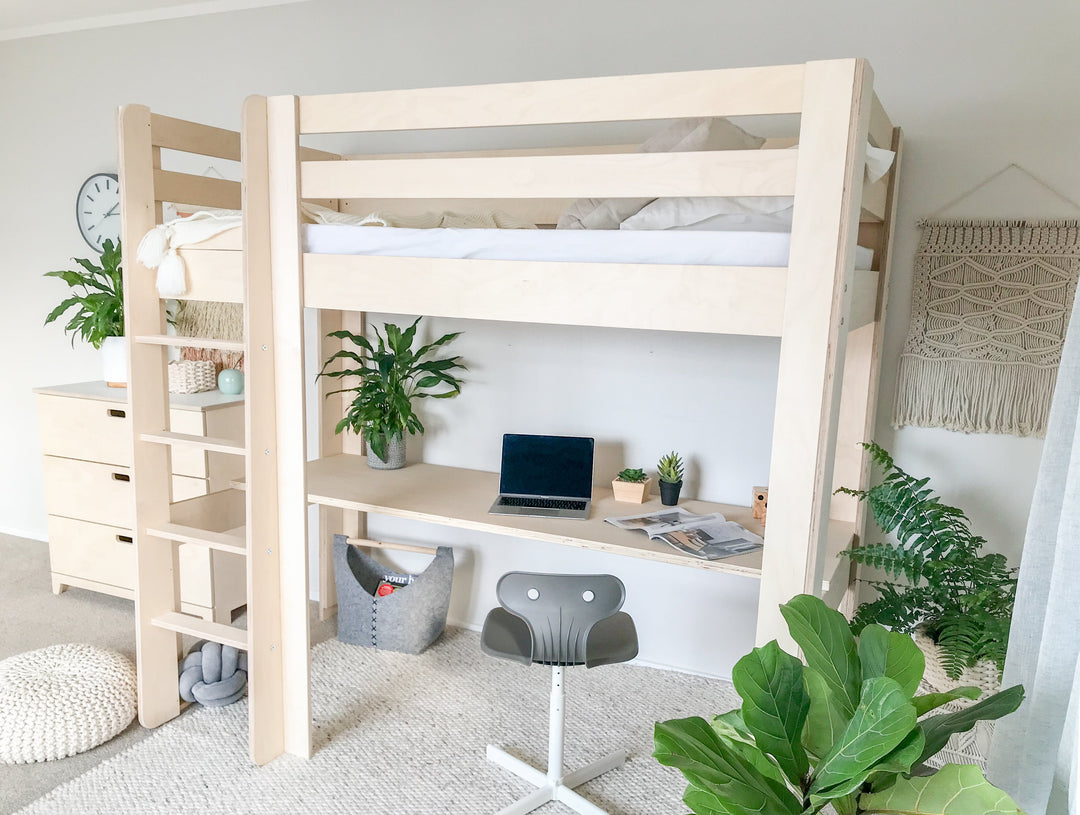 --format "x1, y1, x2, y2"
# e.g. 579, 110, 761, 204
496, 572, 625, 666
